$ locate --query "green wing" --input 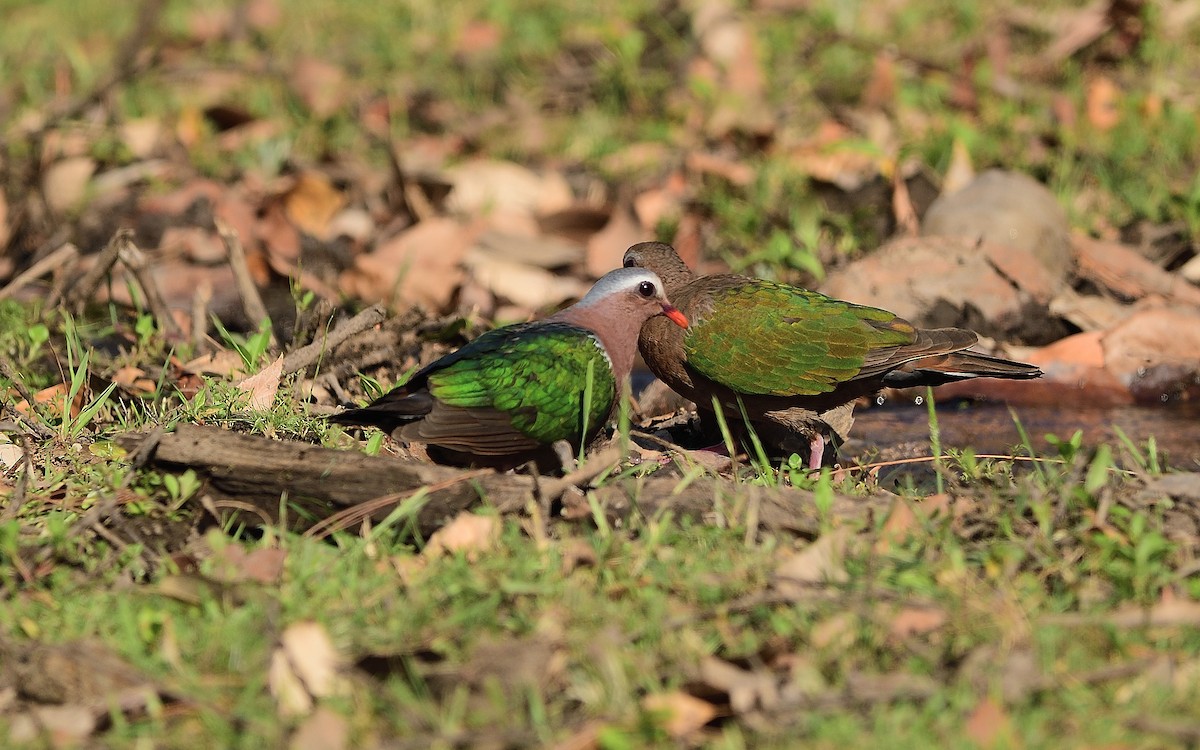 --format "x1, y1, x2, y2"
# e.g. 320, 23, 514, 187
425, 323, 617, 443
683, 280, 916, 396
